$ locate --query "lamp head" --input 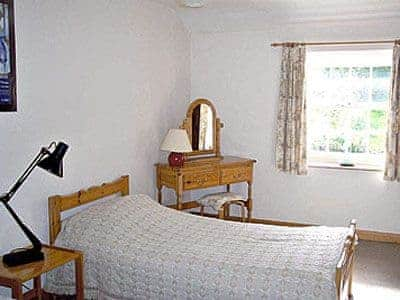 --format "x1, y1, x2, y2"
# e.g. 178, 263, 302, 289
160, 129, 192, 153
38, 142, 69, 177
